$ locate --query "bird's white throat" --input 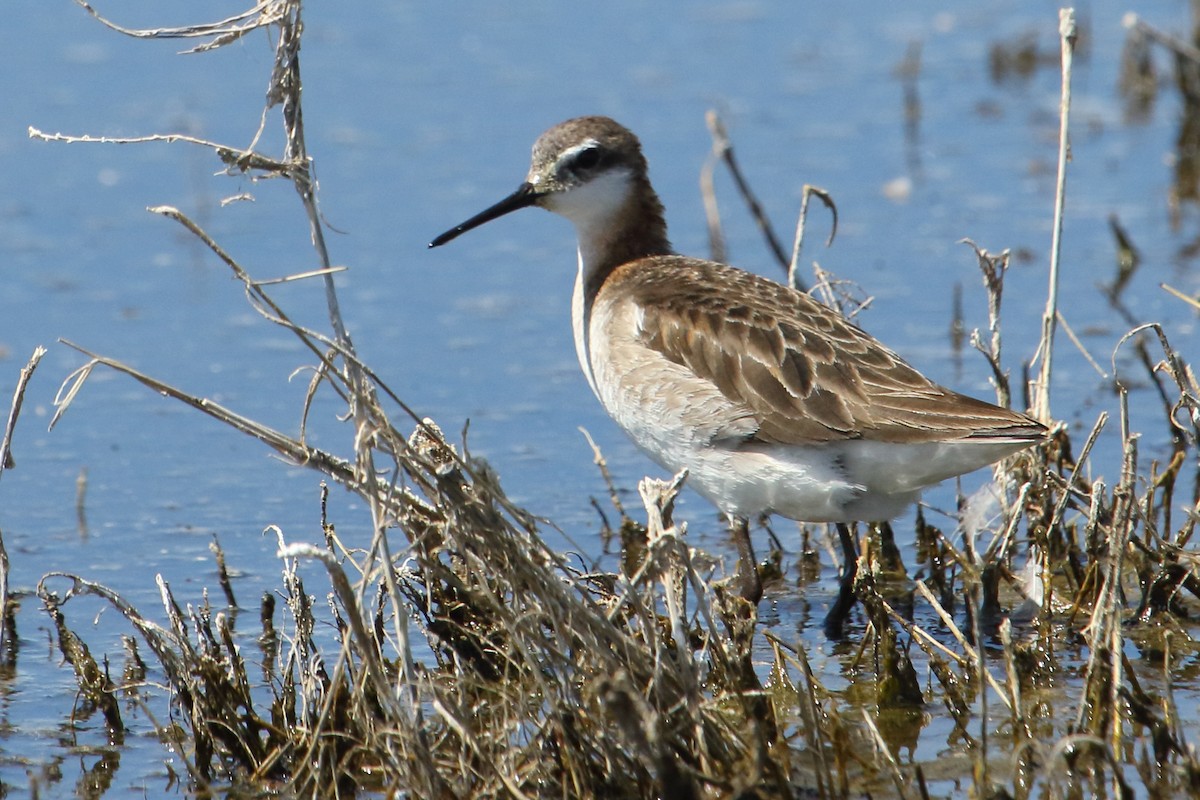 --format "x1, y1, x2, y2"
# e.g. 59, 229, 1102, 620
542, 166, 636, 278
